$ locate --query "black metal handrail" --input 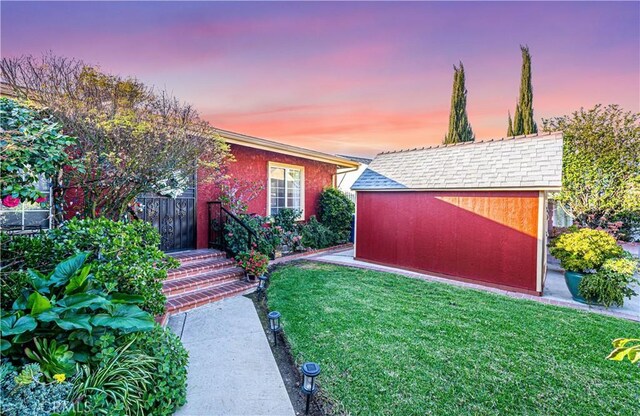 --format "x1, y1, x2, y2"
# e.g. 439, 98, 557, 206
207, 201, 258, 253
